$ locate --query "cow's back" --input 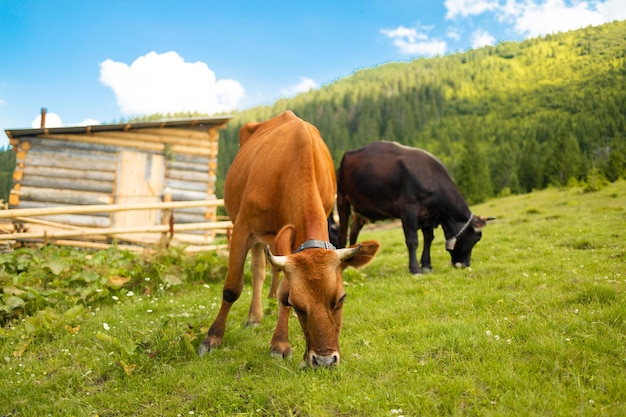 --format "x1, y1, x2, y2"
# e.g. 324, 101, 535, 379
338, 141, 453, 220
224, 111, 336, 244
